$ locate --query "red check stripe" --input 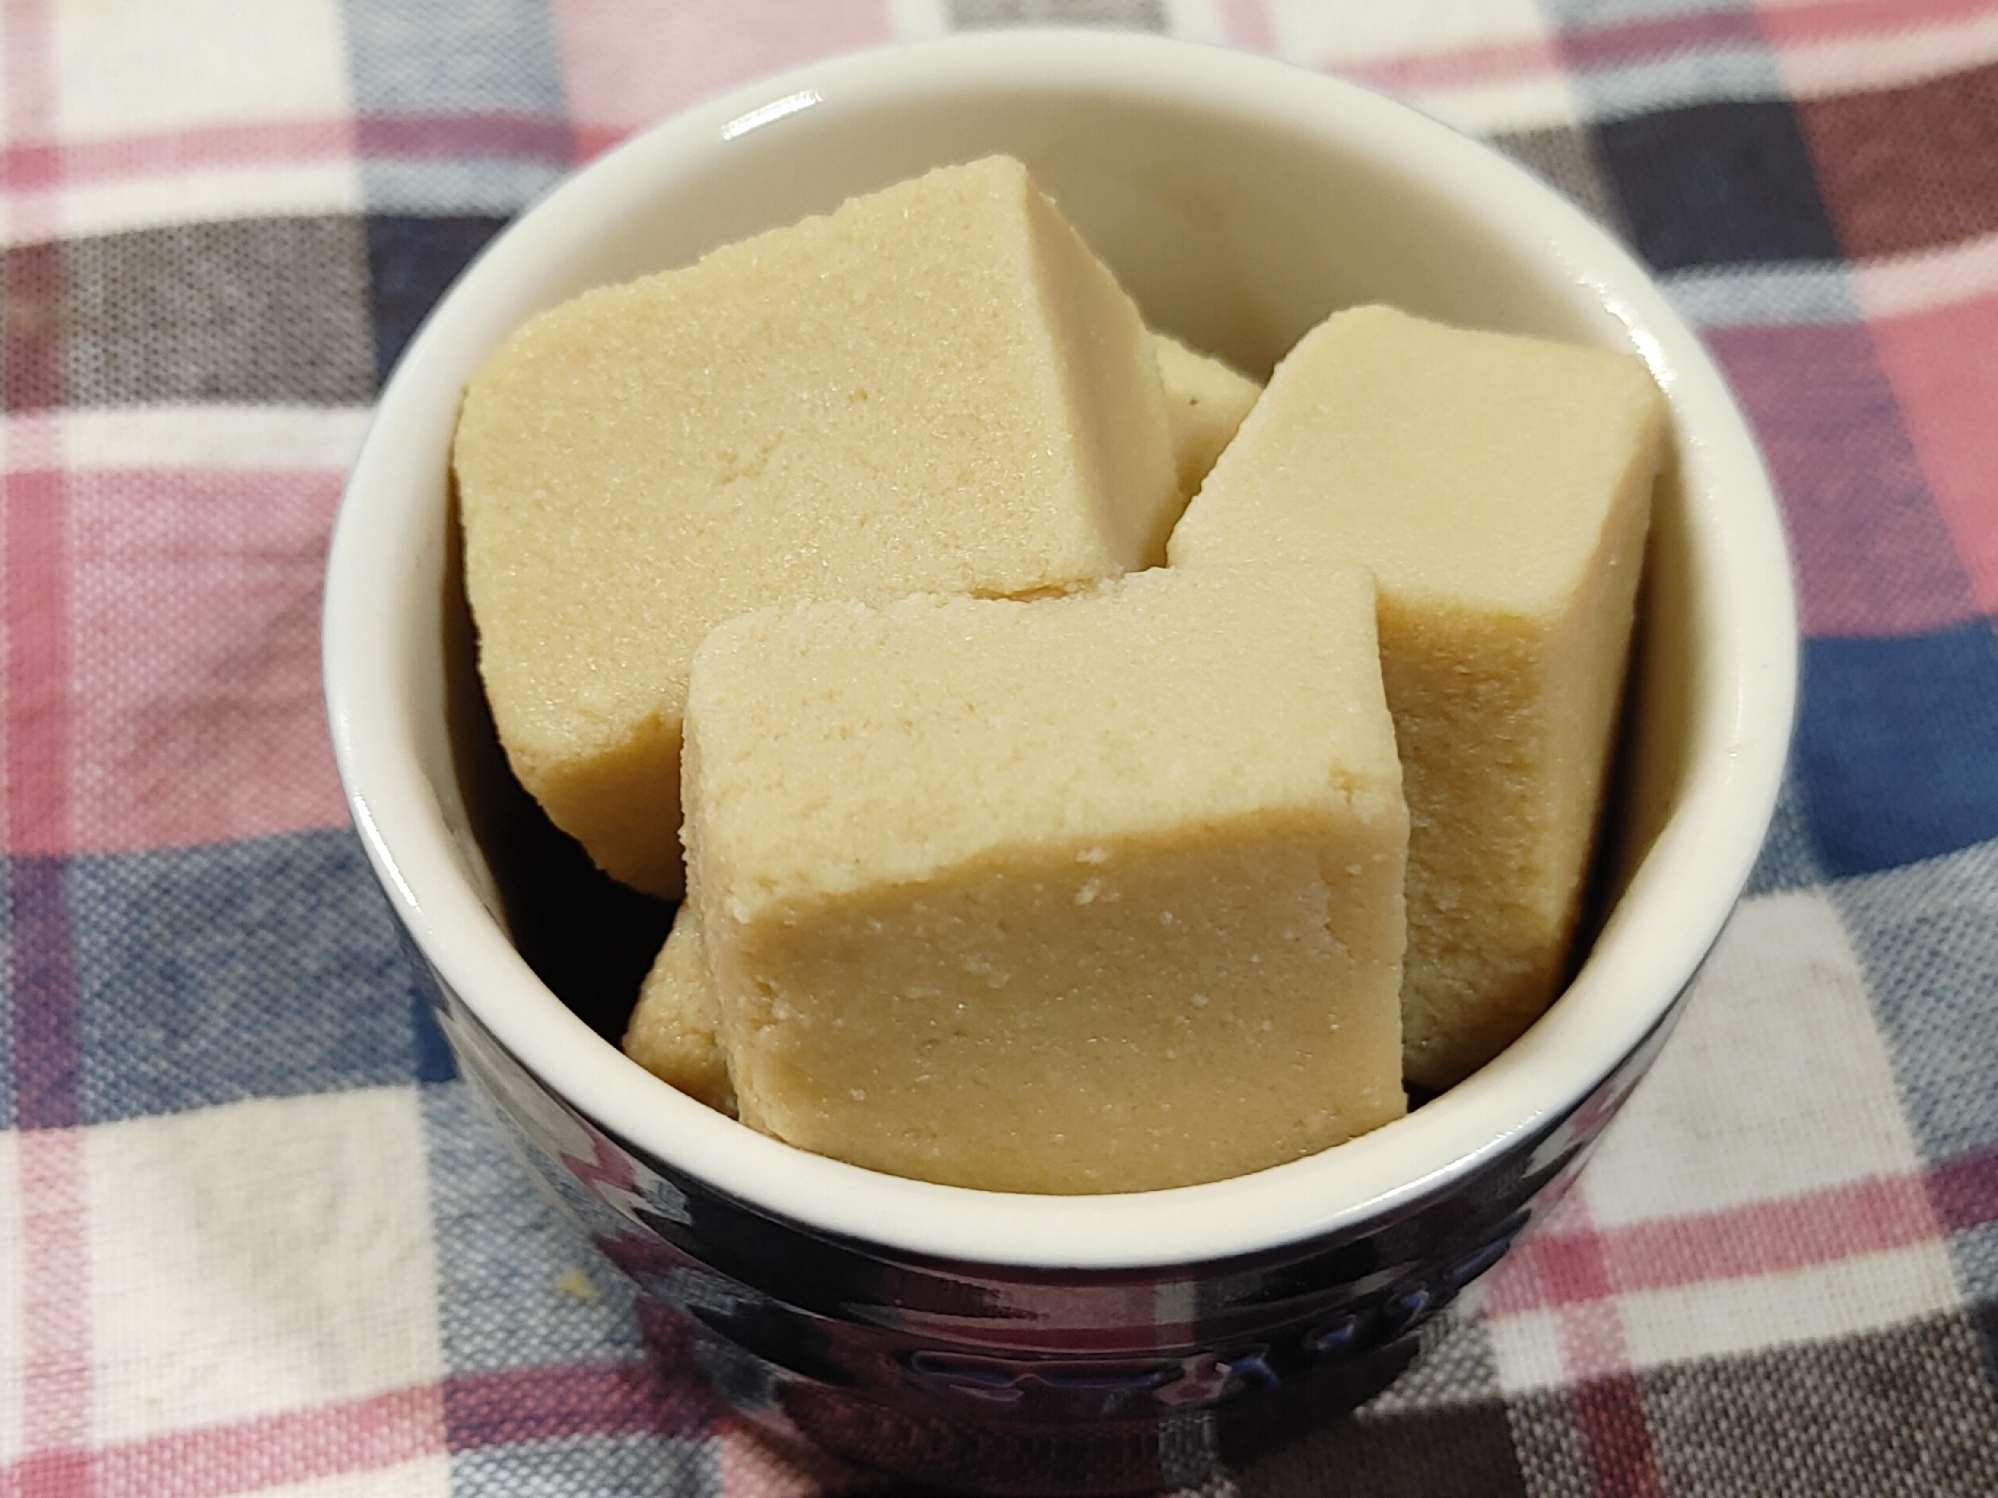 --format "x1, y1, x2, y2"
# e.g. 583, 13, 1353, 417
0, 111, 580, 199
66, 464, 350, 855
1557, 9, 1767, 70
1, 0, 56, 246
1220, 0, 1274, 52
0, 1386, 442, 1498
1336, 36, 1560, 95
0, 120, 351, 195
1528, 1197, 1667, 1498
5, 455, 70, 851
0, 1363, 710, 1498
1764, 0, 1998, 46
443, 1362, 713, 1447
1318, 1, 1998, 103
1488, 1171, 1951, 1316
1573, 1373, 1667, 1498
93, 1387, 442, 1498
4, 5, 92, 1489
